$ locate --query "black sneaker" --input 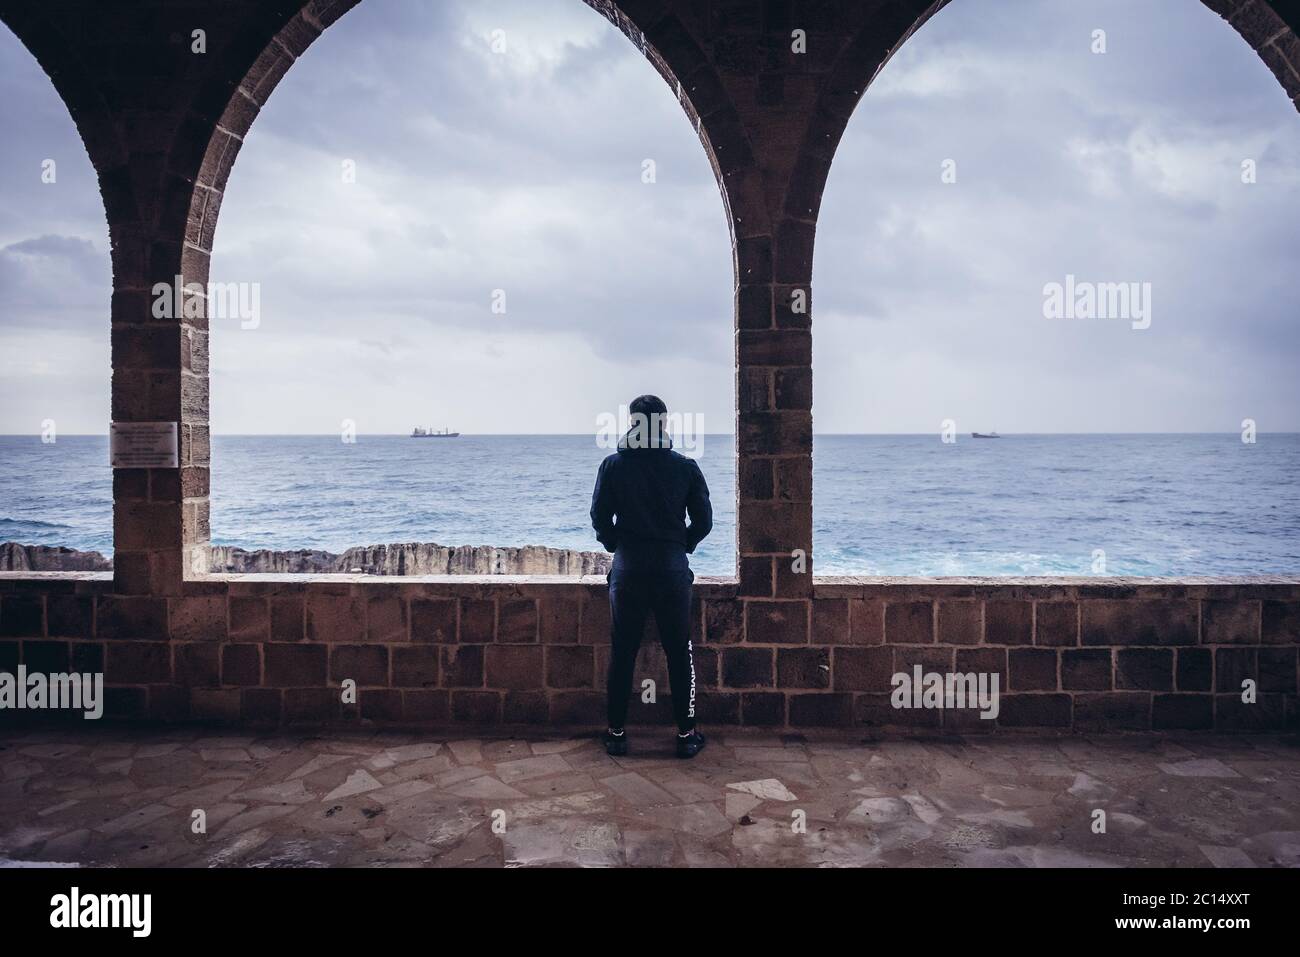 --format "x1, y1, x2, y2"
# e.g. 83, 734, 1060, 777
675, 729, 706, 759
603, 729, 628, 757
